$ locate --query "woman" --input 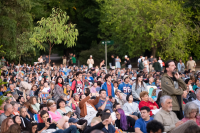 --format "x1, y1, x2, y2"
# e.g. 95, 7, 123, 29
56, 98, 73, 117
30, 122, 38, 133
115, 108, 135, 132
100, 60, 106, 70
23, 102, 35, 119
115, 89, 127, 107
182, 102, 200, 125
115, 56, 121, 69
79, 93, 100, 124
158, 57, 163, 71
5, 124, 21, 133
49, 82, 55, 99
68, 93, 80, 110
132, 73, 148, 101
1, 117, 14, 133
30, 96, 40, 113
177, 59, 185, 73
138, 91, 159, 116
143, 56, 149, 72
123, 94, 140, 119
30, 85, 37, 97
11, 101, 20, 115
13, 115, 21, 125
53, 76, 66, 102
